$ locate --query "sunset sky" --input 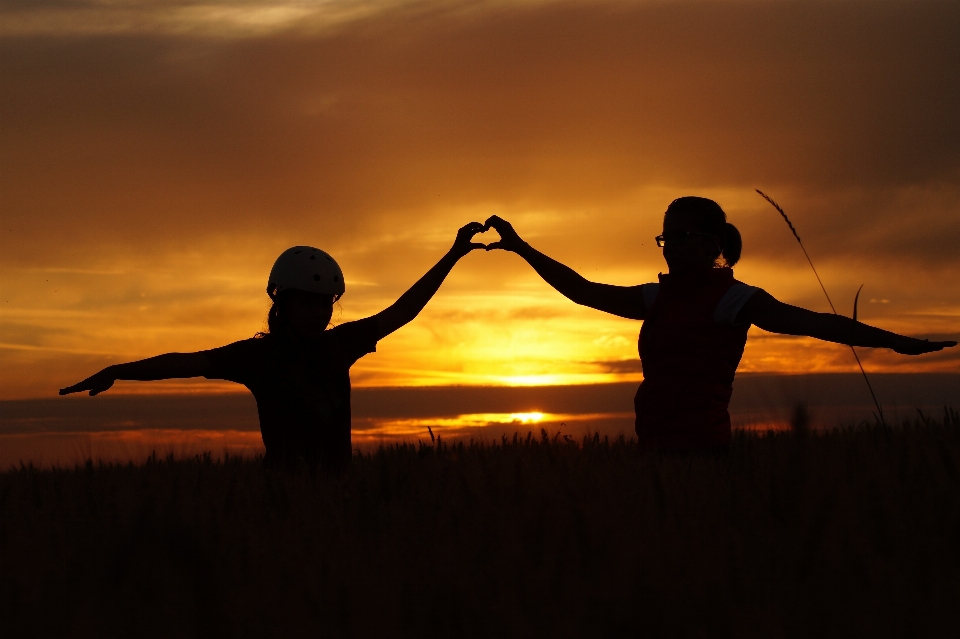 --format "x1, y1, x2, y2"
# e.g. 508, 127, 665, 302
2, 0, 959, 401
